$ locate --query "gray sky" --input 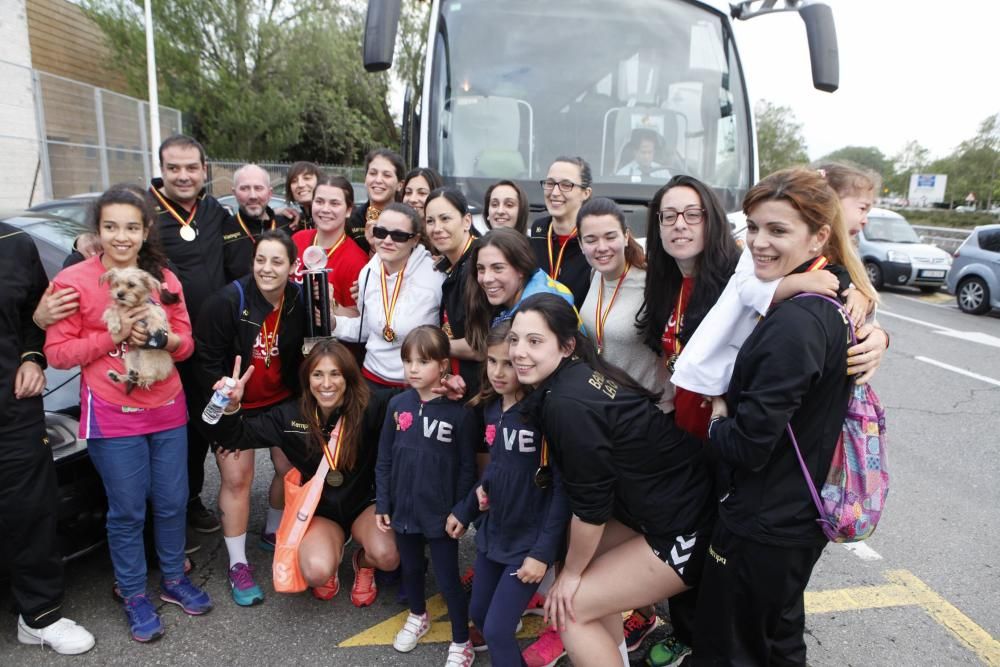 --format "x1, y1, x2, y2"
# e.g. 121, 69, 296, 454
733, 0, 1000, 162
